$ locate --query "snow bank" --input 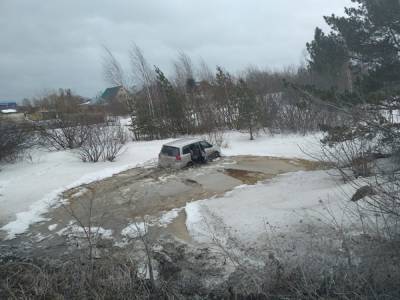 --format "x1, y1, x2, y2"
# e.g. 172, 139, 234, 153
0, 131, 320, 239
48, 224, 58, 231
57, 224, 113, 239
185, 170, 357, 243
222, 131, 321, 160
158, 208, 183, 227
1, 109, 17, 114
